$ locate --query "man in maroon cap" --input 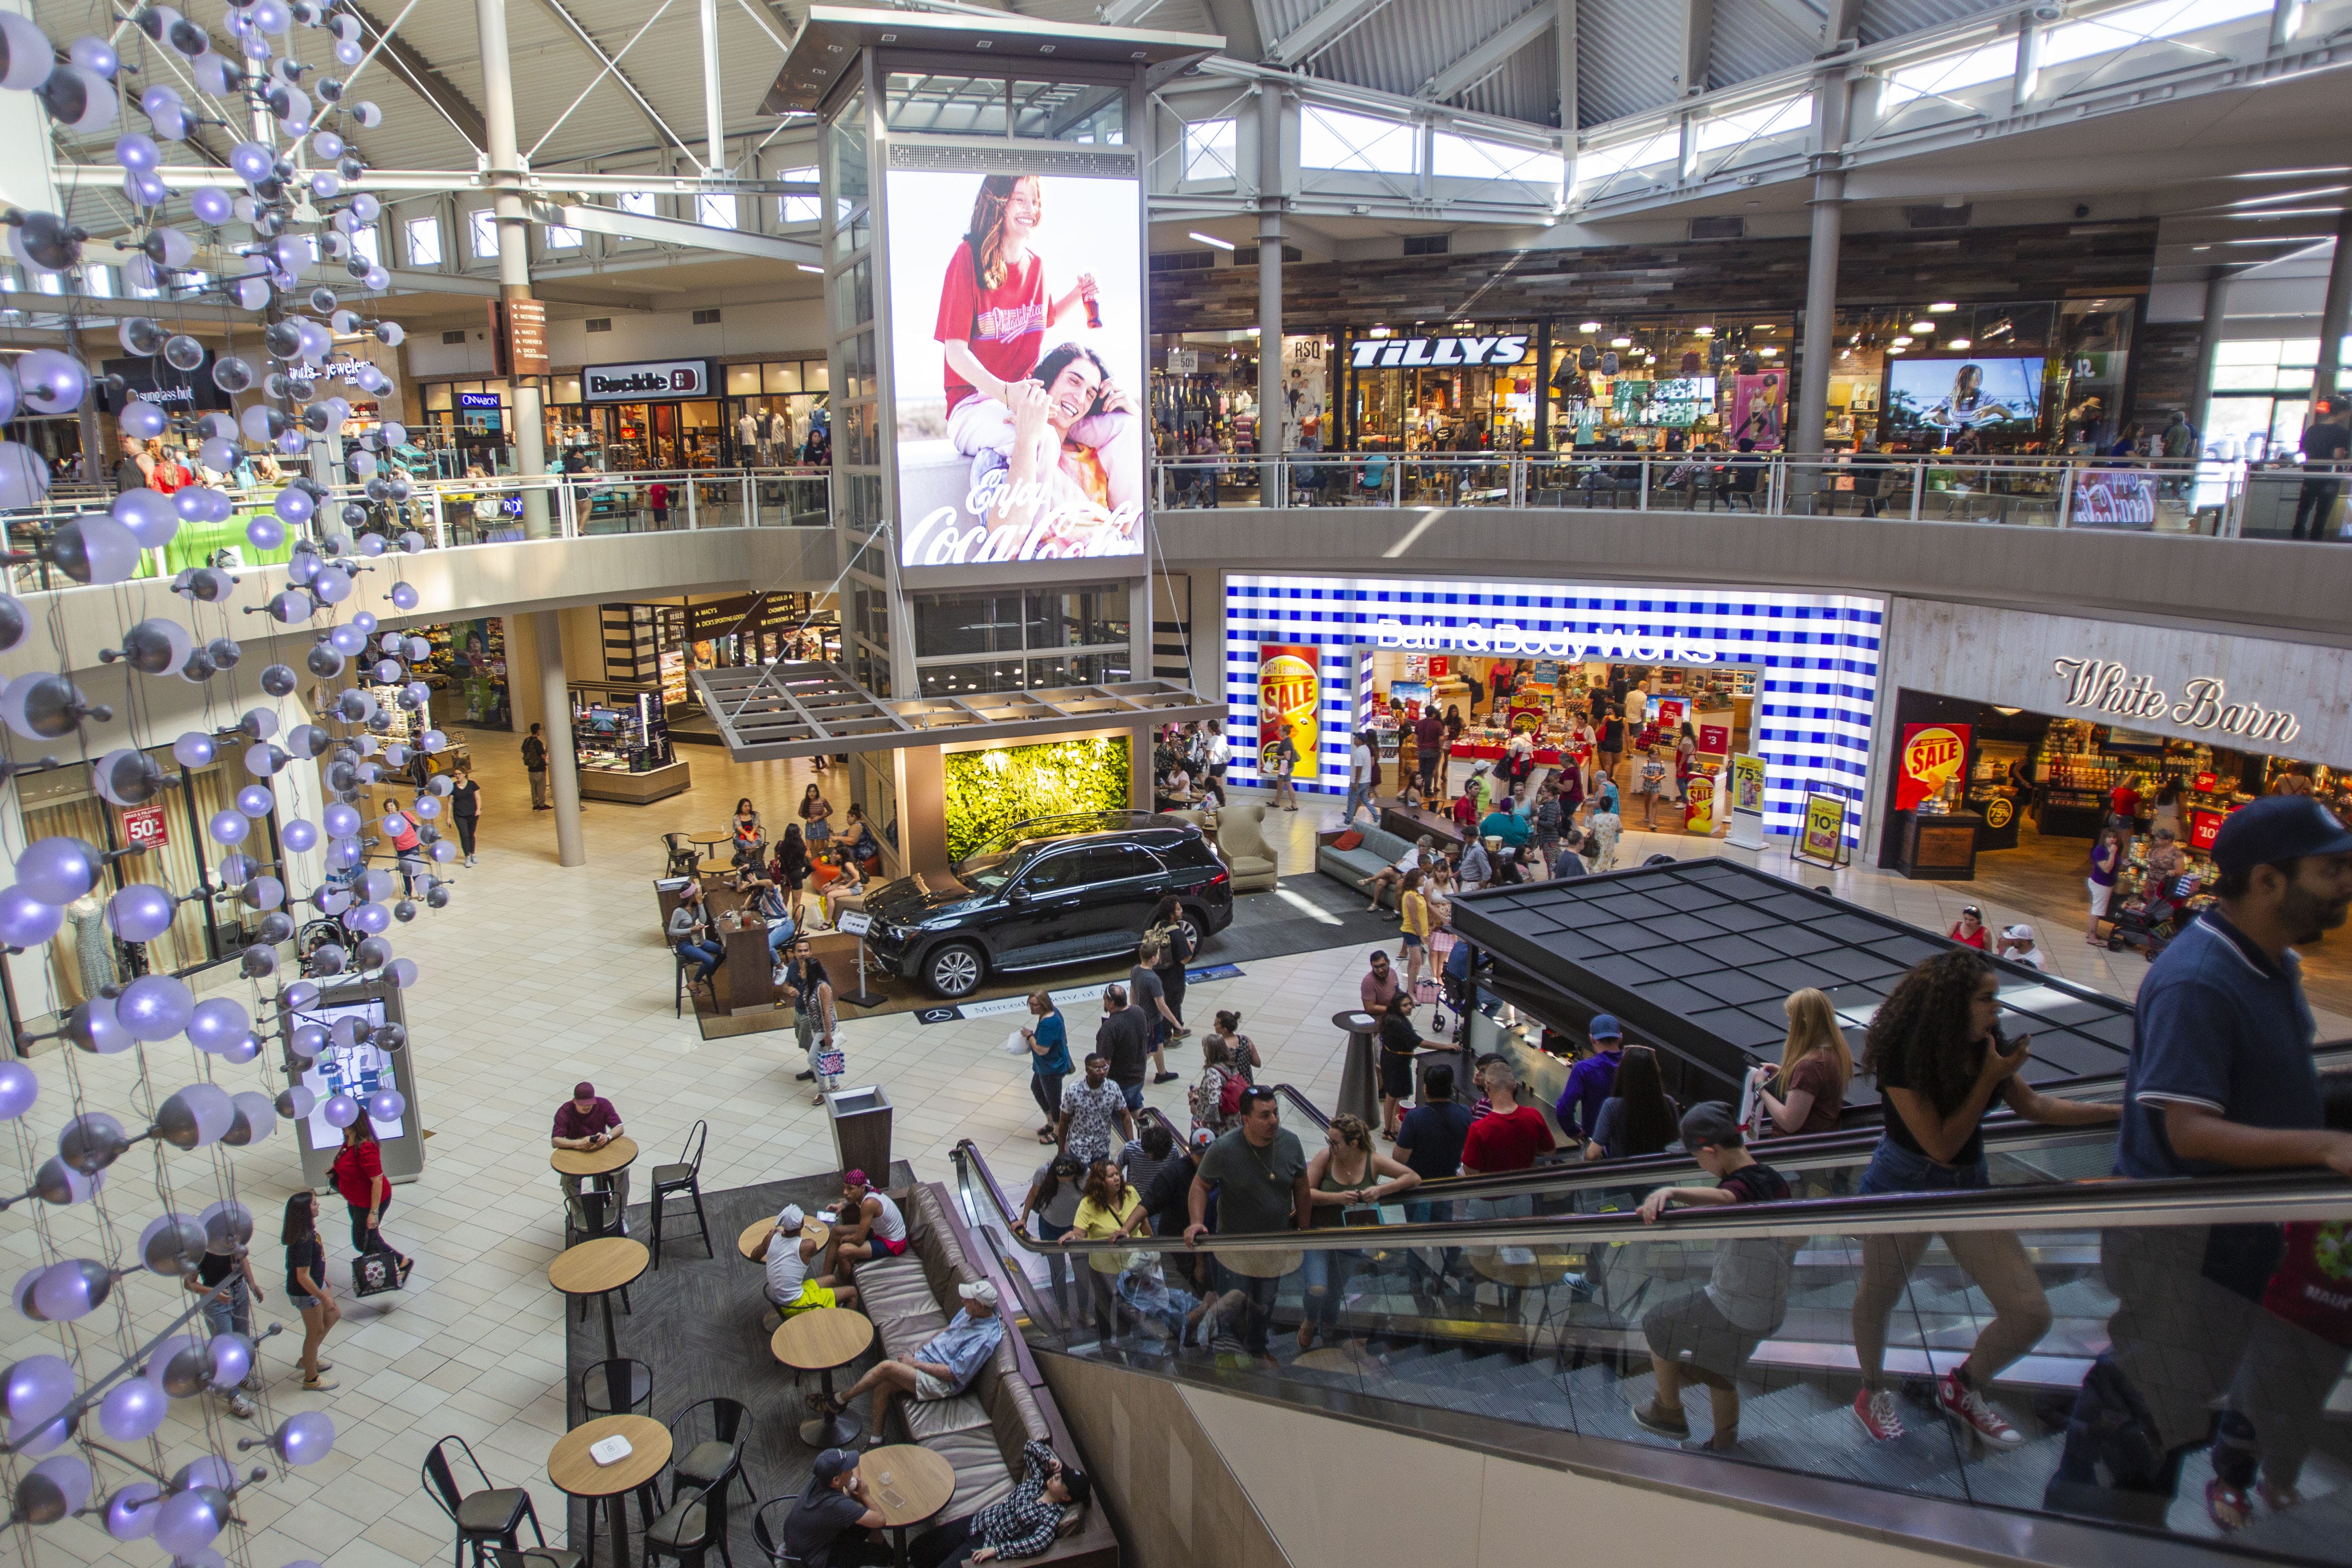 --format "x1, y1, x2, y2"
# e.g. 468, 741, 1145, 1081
553, 1082, 629, 1228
